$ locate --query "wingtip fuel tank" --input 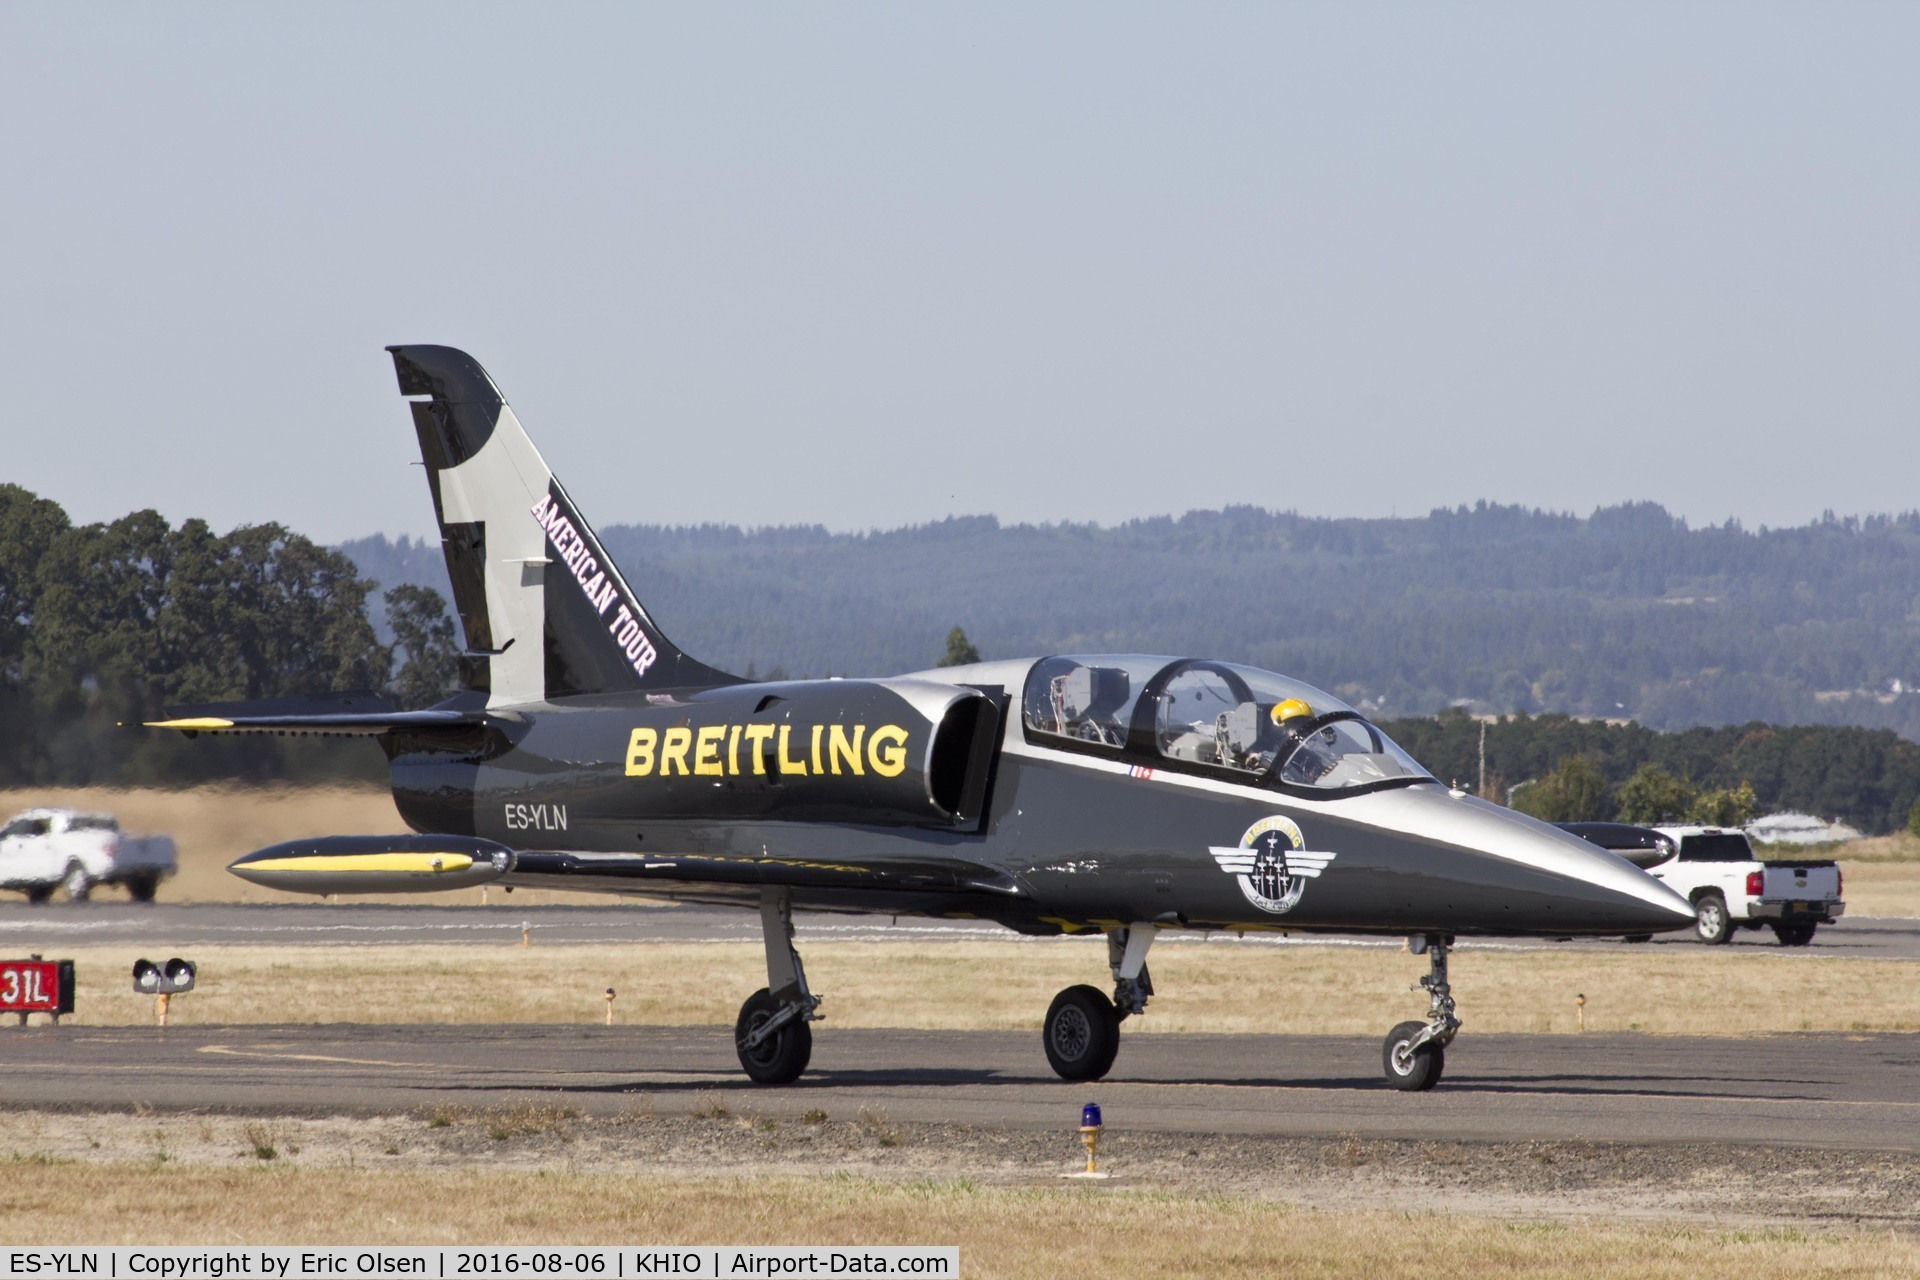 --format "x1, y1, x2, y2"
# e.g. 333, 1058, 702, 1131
229, 835, 514, 896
